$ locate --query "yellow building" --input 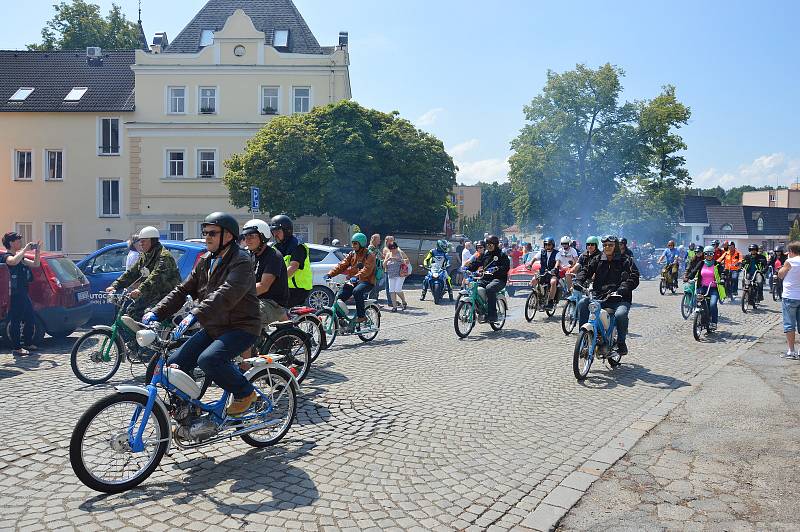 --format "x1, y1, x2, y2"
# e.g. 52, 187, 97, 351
741, 184, 800, 209
450, 185, 481, 231
0, 1, 351, 255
